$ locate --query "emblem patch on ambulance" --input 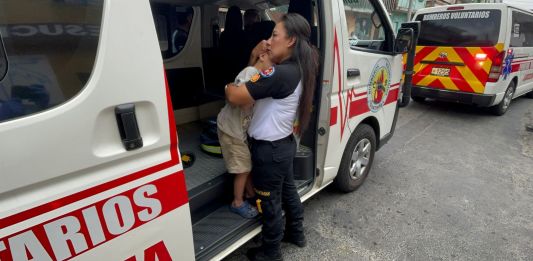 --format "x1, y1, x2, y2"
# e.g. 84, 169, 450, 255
367, 58, 391, 112
260, 67, 275, 78
250, 73, 261, 83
